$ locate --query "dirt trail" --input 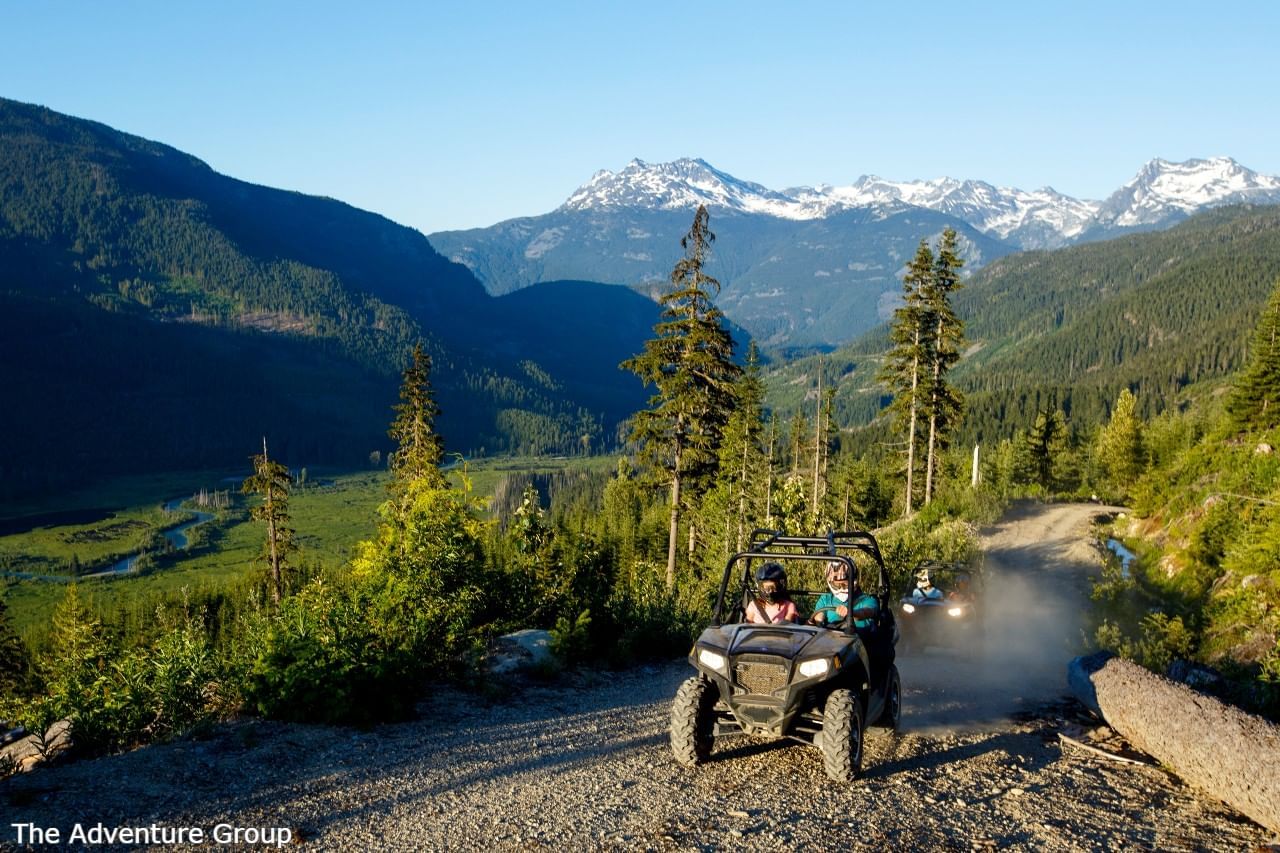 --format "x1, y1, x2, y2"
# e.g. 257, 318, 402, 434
3, 502, 1275, 851
902, 501, 1118, 731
